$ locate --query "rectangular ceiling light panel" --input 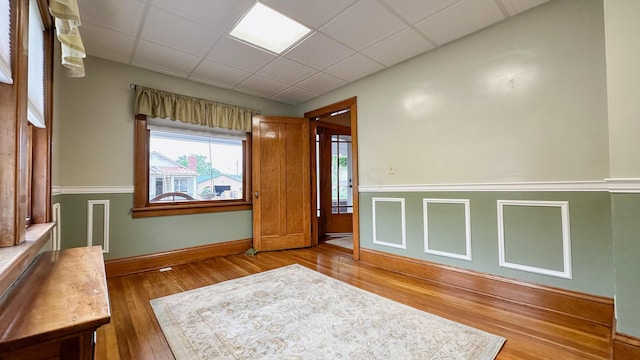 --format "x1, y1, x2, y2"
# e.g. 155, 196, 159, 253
230, 2, 311, 54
